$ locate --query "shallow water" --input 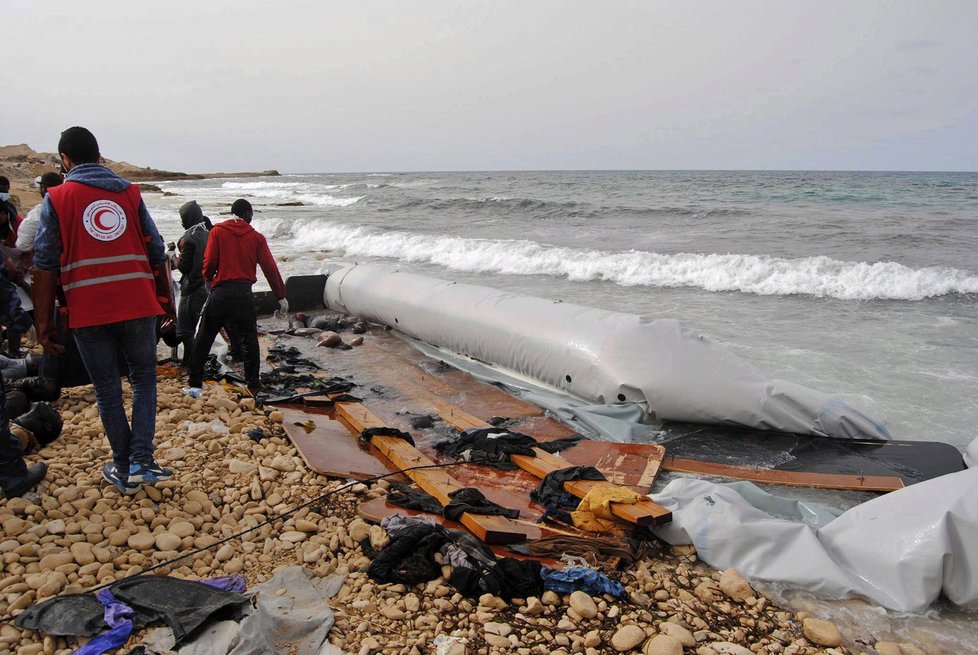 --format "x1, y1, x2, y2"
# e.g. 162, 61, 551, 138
149, 170, 978, 451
